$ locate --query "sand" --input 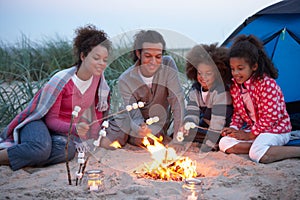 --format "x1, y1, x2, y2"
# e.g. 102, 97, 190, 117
0, 143, 299, 200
